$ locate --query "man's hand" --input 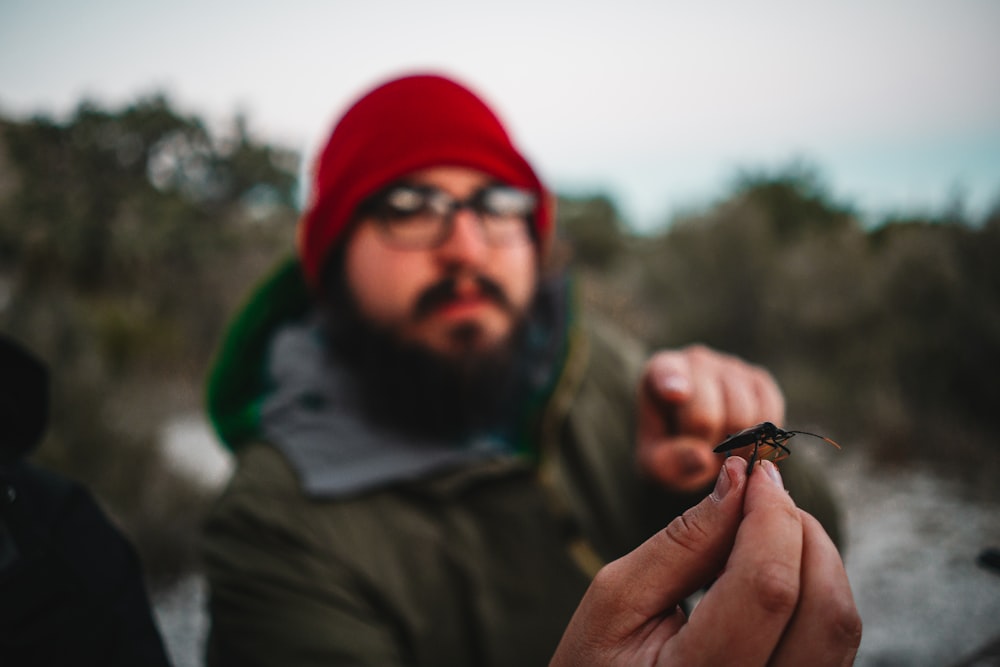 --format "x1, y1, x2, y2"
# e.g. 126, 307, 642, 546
550, 457, 862, 666
637, 345, 785, 492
